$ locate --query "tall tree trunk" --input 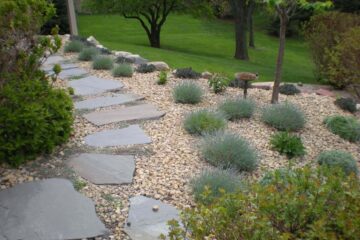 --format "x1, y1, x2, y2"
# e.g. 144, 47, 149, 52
232, 0, 249, 60
247, 1, 255, 48
149, 25, 161, 48
271, 14, 287, 104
